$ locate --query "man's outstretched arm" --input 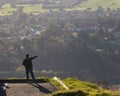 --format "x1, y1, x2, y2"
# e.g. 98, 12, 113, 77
30, 56, 38, 60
